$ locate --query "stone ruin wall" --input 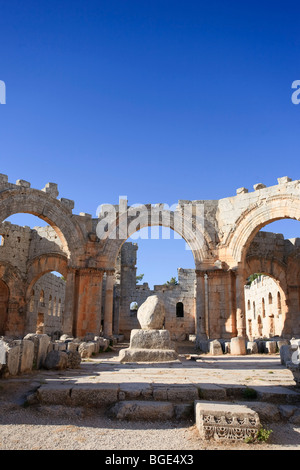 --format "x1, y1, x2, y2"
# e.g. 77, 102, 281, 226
1, 173, 300, 343
27, 272, 66, 336
0, 222, 66, 337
